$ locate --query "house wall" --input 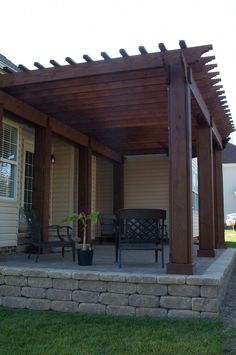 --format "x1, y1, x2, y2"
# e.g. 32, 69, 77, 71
0, 118, 22, 252
223, 163, 236, 218
124, 154, 169, 225
50, 136, 77, 227
95, 156, 114, 239
124, 155, 199, 237
96, 157, 113, 215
